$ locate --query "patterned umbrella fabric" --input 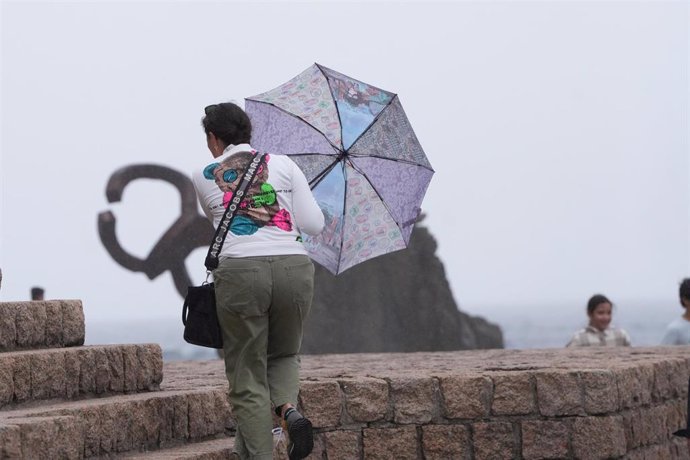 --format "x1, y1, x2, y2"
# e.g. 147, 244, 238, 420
245, 63, 434, 274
